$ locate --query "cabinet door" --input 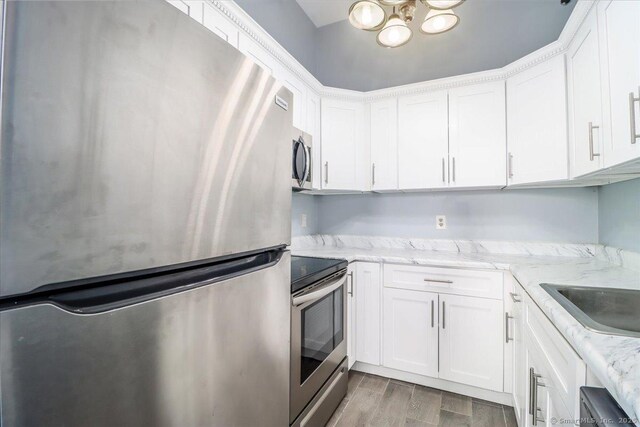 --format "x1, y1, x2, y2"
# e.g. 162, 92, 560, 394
306, 92, 322, 189
598, 0, 640, 167
370, 99, 398, 191
507, 55, 568, 185
238, 33, 277, 75
507, 277, 526, 427
448, 82, 507, 188
321, 99, 366, 190
383, 288, 439, 377
347, 264, 357, 369
439, 294, 504, 391
398, 91, 449, 190
201, 2, 239, 47
355, 263, 381, 365
276, 69, 307, 131
567, 10, 605, 177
